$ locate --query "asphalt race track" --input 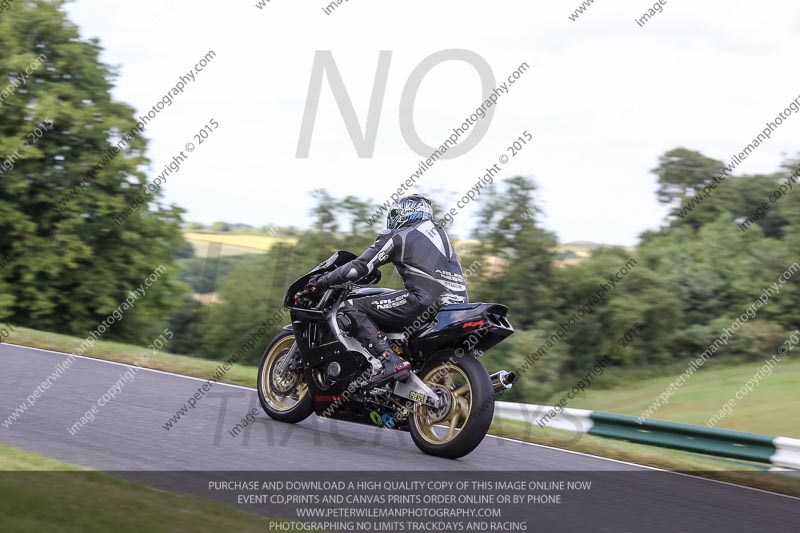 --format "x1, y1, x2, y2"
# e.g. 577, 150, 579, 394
1, 342, 798, 532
